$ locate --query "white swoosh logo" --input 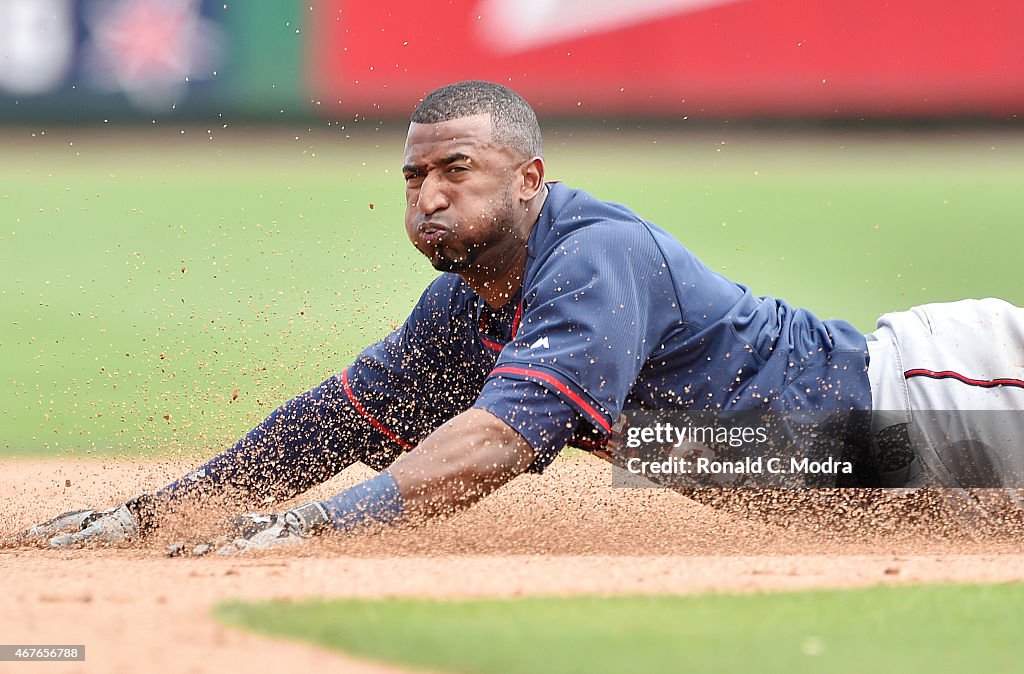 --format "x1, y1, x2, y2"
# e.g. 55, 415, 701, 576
476, 0, 743, 53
